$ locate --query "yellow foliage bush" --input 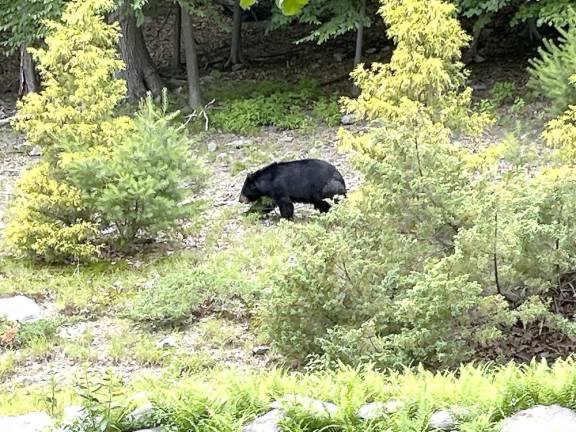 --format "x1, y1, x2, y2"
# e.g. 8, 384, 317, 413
4, 163, 100, 262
